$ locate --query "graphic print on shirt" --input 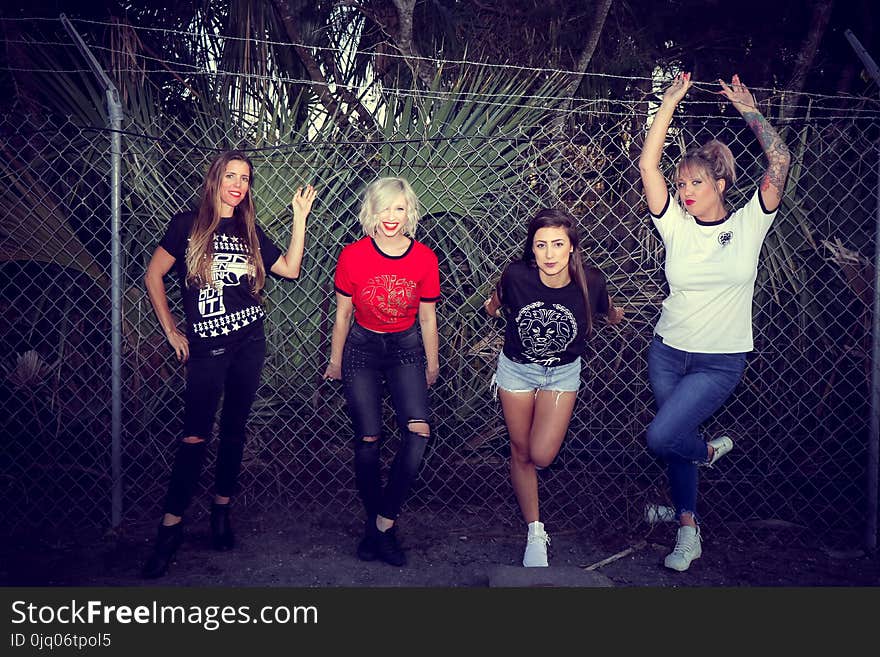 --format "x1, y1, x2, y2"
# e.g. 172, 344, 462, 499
718, 230, 733, 246
191, 233, 263, 338
516, 301, 578, 366
360, 274, 417, 322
